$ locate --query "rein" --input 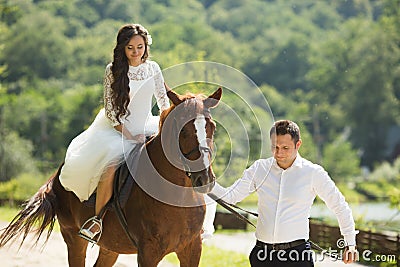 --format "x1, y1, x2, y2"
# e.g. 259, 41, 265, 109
207, 193, 257, 228
207, 193, 340, 260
